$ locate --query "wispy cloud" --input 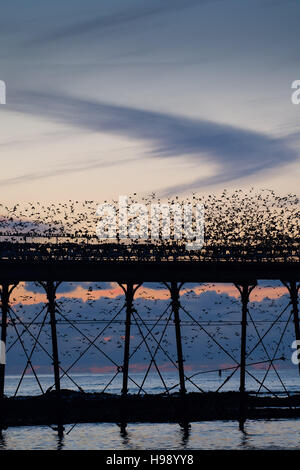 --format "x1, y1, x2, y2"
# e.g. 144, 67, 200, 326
29, 0, 205, 44
9, 90, 298, 191
0, 154, 135, 187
